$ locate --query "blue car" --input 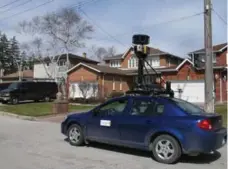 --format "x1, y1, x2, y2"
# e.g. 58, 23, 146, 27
61, 95, 227, 164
